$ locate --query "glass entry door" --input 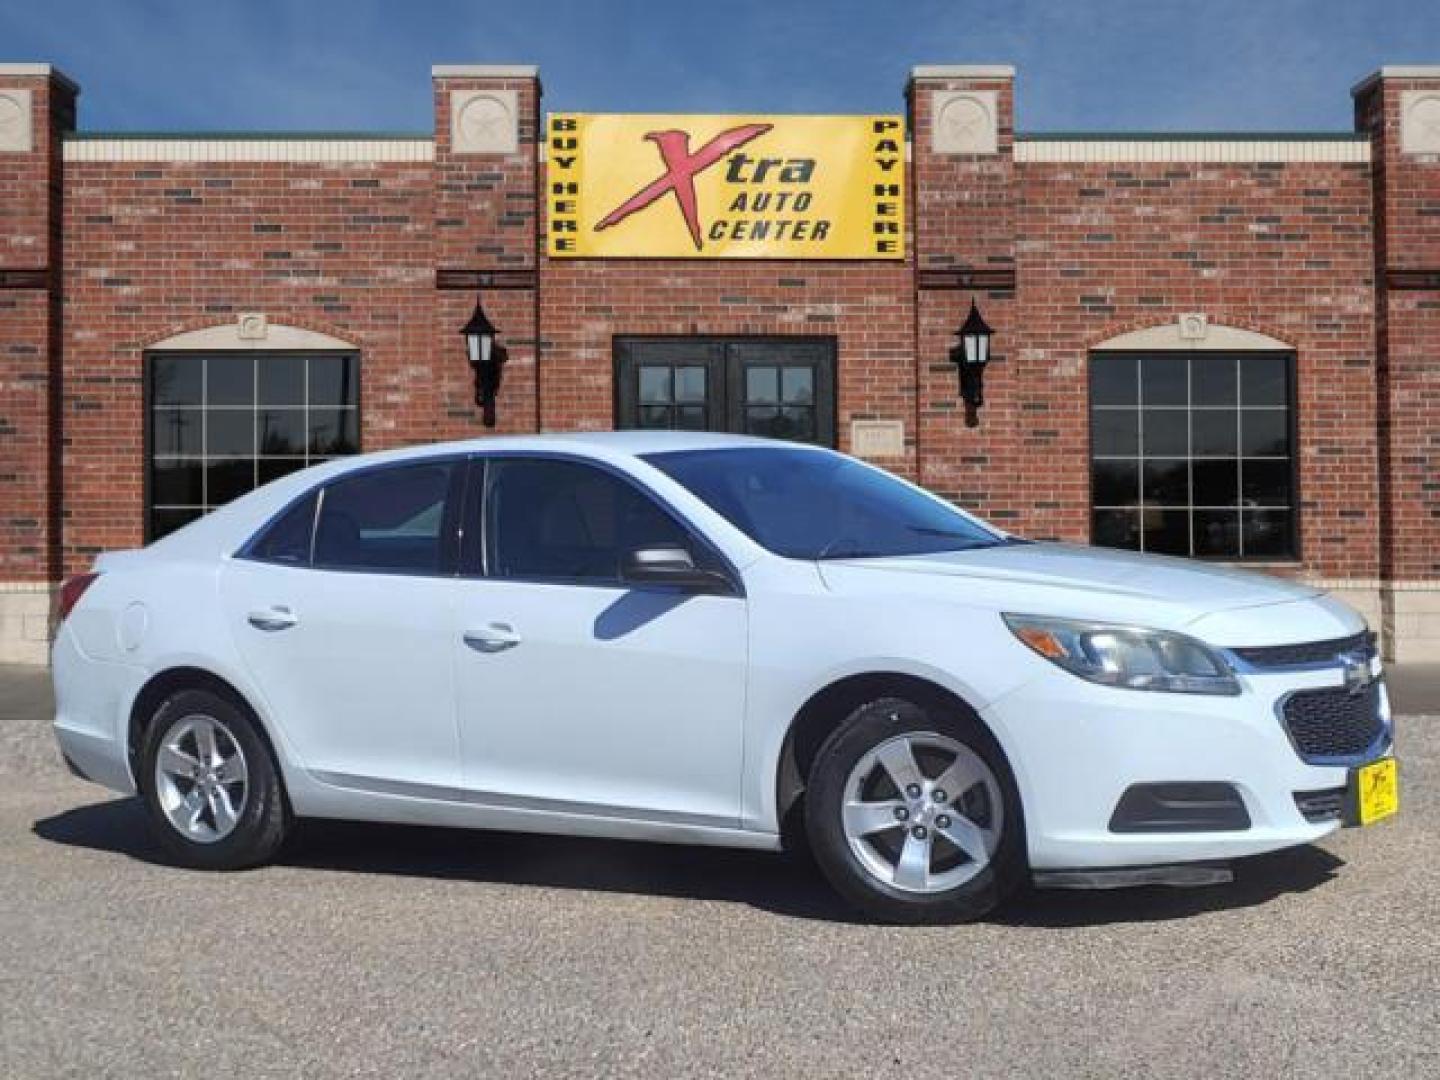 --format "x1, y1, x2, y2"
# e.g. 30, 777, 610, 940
614, 337, 836, 447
